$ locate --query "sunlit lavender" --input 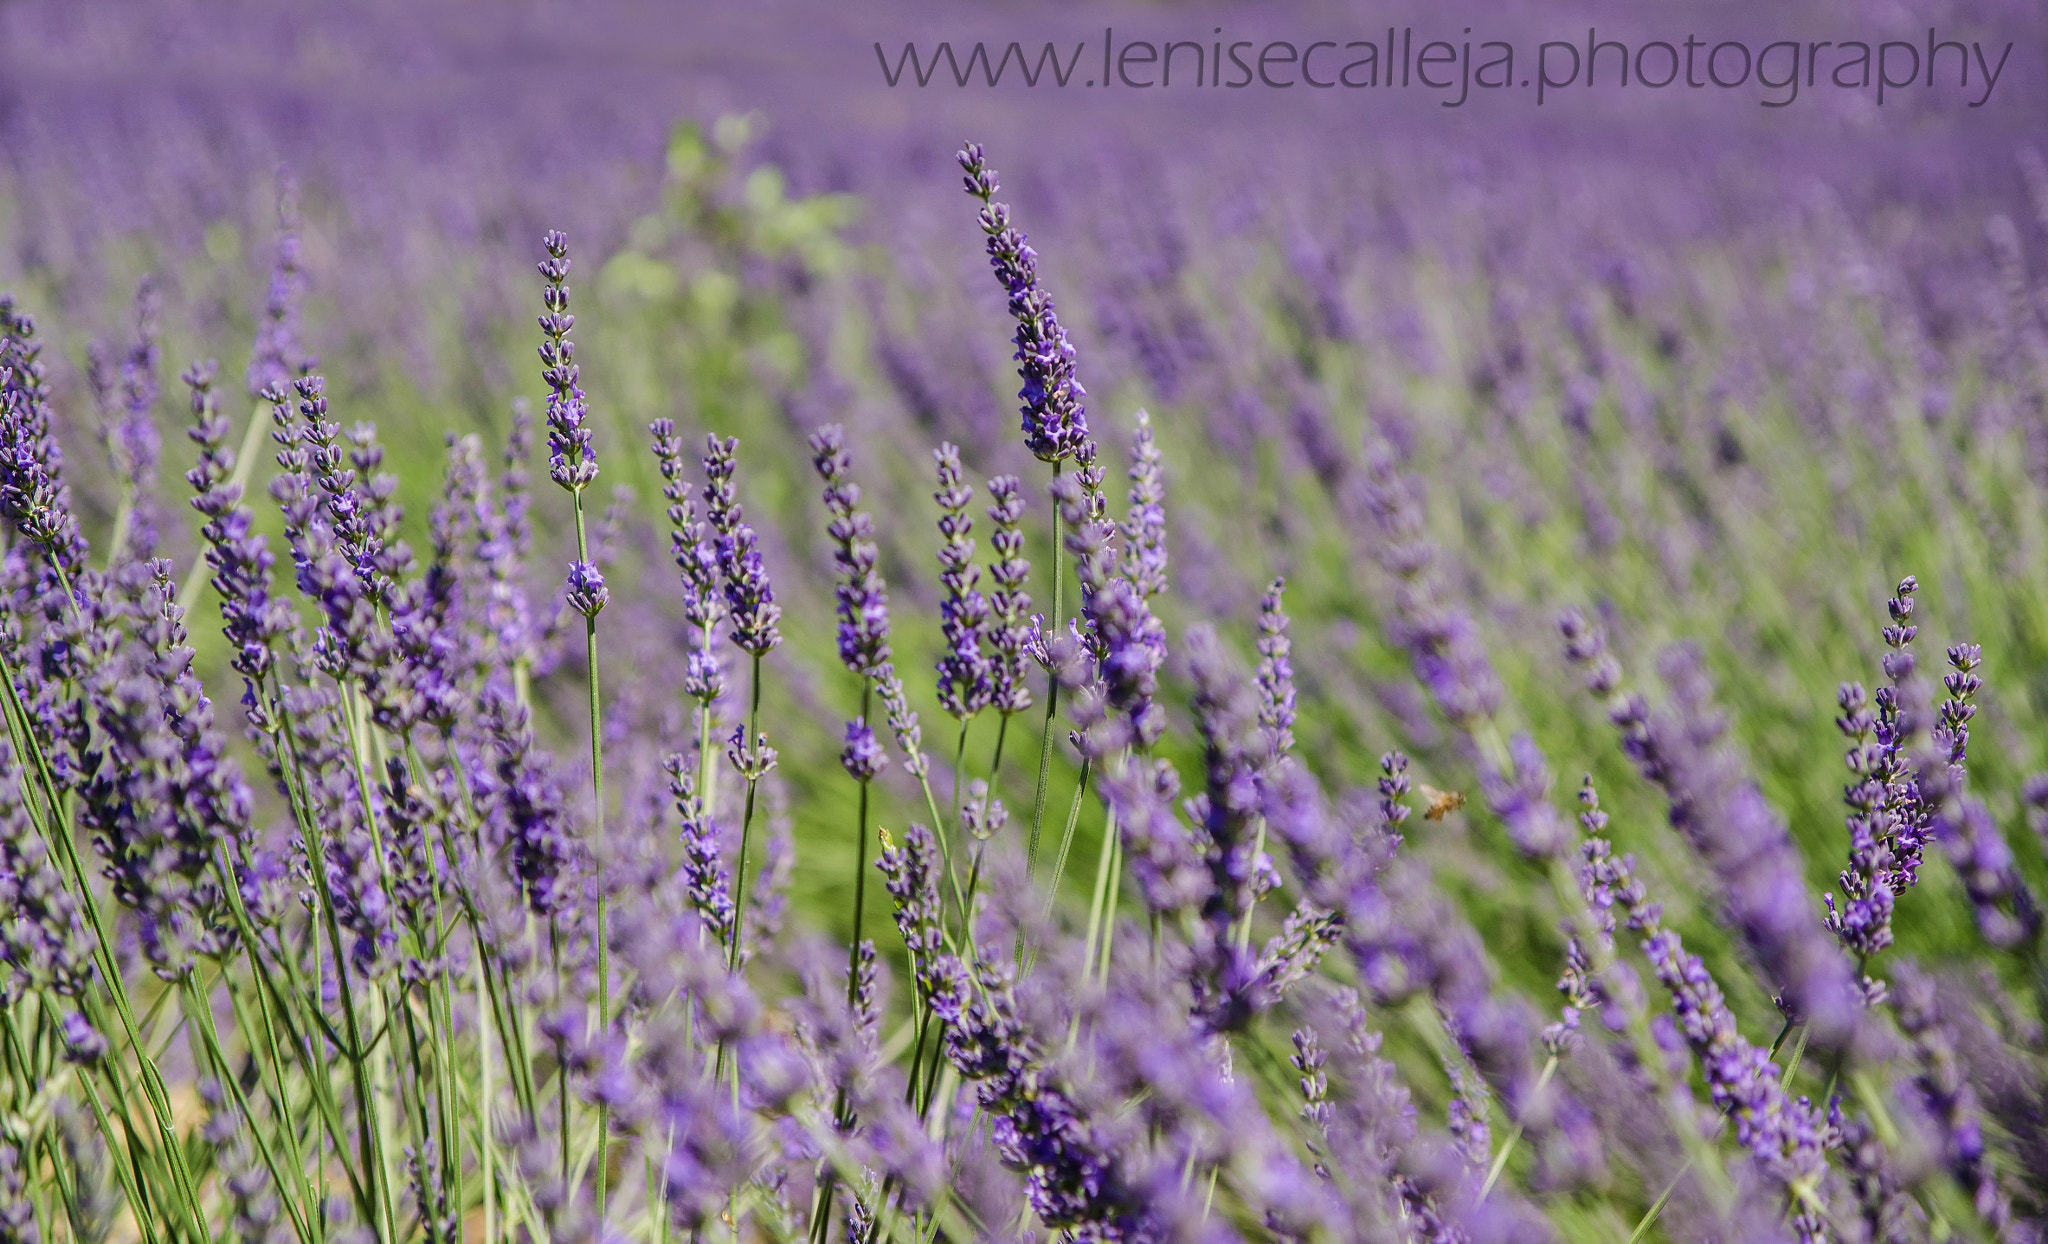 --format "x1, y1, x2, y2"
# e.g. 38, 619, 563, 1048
4, 2, 2048, 1243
